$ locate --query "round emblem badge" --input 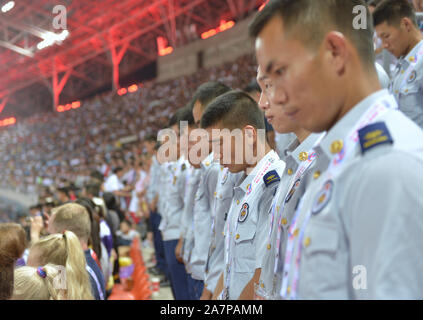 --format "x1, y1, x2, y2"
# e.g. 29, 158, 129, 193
238, 203, 249, 223
408, 70, 417, 84
312, 180, 333, 215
